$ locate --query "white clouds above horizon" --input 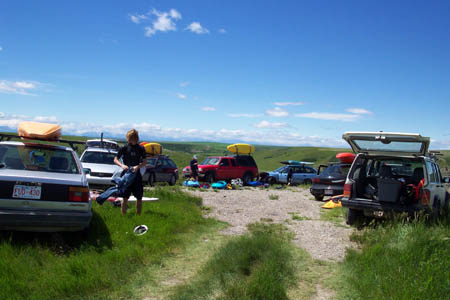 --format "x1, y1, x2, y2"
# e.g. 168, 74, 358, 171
201, 106, 216, 111
346, 108, 372, 114
0, 80, 43, 96
295, 112, 361, 122
265, 107, 289, 117
176, 93, 186, 99
253, 120, 288, 129
227, 113, 263, 118
218, 28, 226, 34
185, 22, 209, 34
274, 101, 304, 106
144, 9, 182, 37
129, 14, 148, 24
